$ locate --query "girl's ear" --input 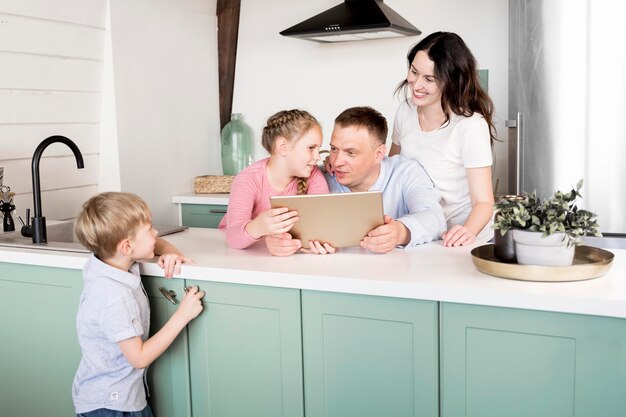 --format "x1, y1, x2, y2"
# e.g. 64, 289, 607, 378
275, 136, 289, 157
